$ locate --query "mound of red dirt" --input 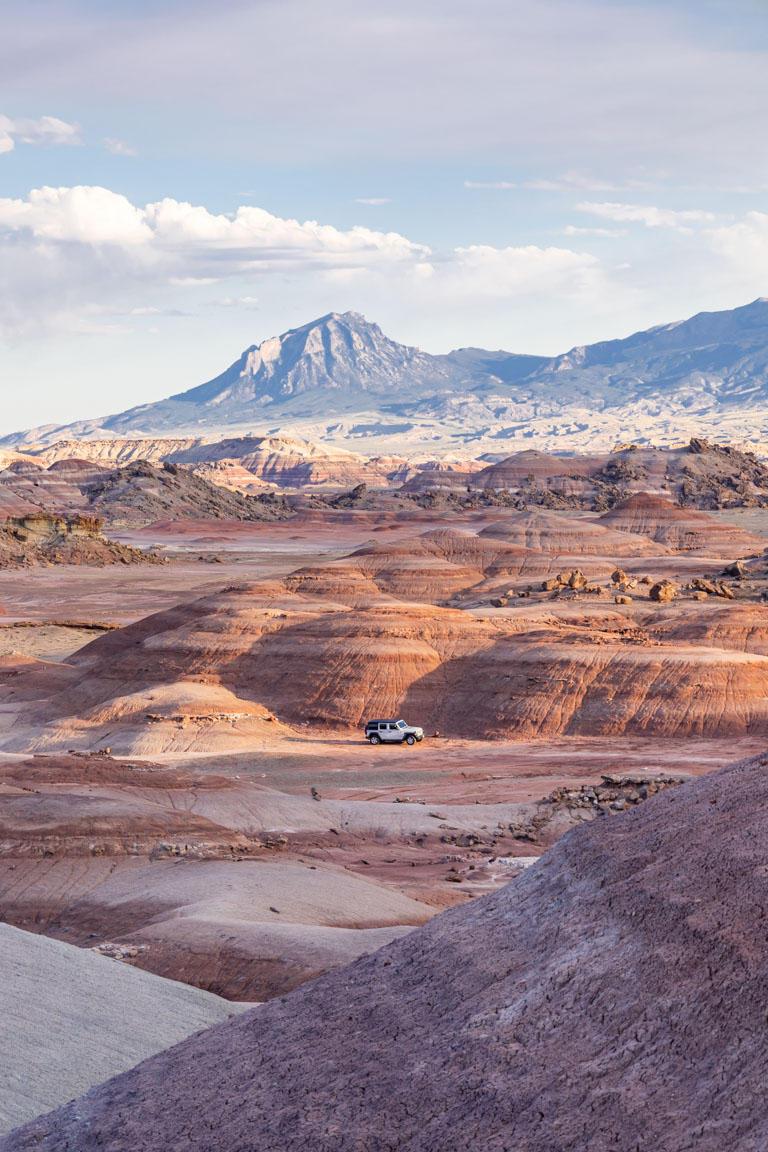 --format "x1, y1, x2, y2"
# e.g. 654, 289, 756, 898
477, 508, 659, 556
598, 492, 766, 554
286, 527, 604, 604
8, 751, 768, 1151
